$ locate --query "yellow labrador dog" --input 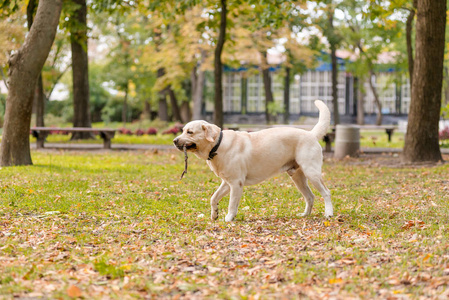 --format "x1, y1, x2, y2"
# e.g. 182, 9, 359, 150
173, 100, 333, 222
